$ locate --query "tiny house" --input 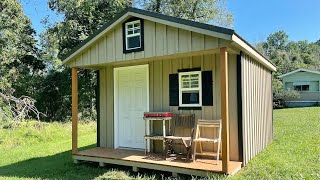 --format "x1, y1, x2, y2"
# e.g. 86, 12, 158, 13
279, 68, 320, 107
63, 7, 276, 176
